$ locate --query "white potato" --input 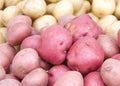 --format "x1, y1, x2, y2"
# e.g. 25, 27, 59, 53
75, 0, 91, 16
22, 0, 47, 19
0, 10, 3, 27
33, 15, 56, 32
115, 0, 120, 19
98, 15, 118, 32
46, 0, 61, 3
47, 3, 56, 14
16, 1, 24, 11
105, 21, 120, 40
2, 6, 22, 26
52, 0, 73, 20
5, 0, 21, 7
92, 0, 116, 18
88, 12, 99, 23
0, 0, 4, 10
0, 27, 7, 41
